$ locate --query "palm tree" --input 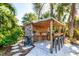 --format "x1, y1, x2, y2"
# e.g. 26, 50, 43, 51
33, 3, 44, 19
56, 3, 71, 22
33, 3, 56, 19
22, 13, 38, 25
41, 11, 50, 18
50, 3, 54, 17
